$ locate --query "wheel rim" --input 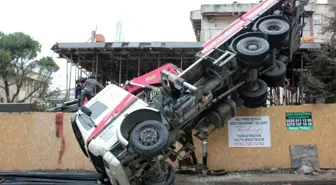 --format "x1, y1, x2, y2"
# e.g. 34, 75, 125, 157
247, 44, 259, 51
249, 83, 260, 92
267, 25, 280, 31
258, 19, 290, 36
139, 127, 159, 146
269, 64, 279, 72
